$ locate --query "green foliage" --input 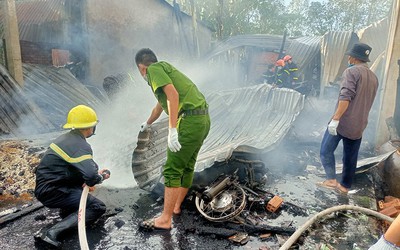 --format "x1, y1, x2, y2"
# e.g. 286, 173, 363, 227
166, 0, 392, 38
